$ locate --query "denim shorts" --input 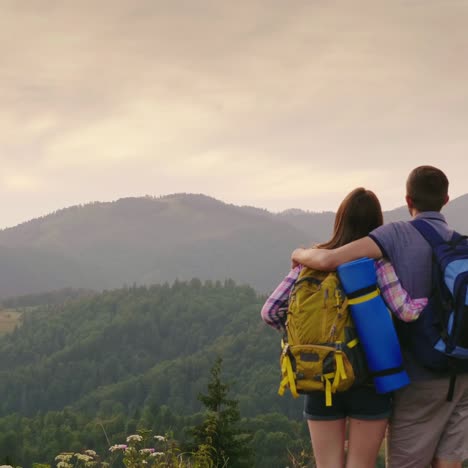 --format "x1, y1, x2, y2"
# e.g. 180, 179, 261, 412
303, 385, 392, 421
